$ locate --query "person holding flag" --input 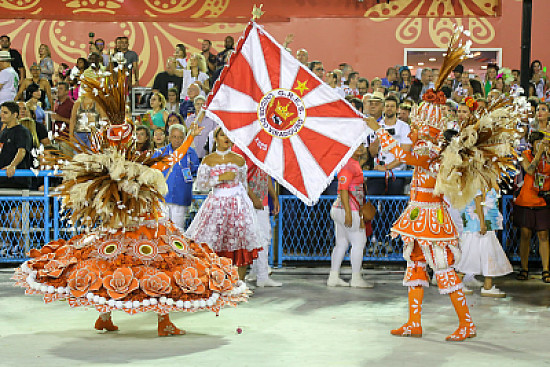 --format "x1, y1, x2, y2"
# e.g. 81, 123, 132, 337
233, 144, 282, 288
